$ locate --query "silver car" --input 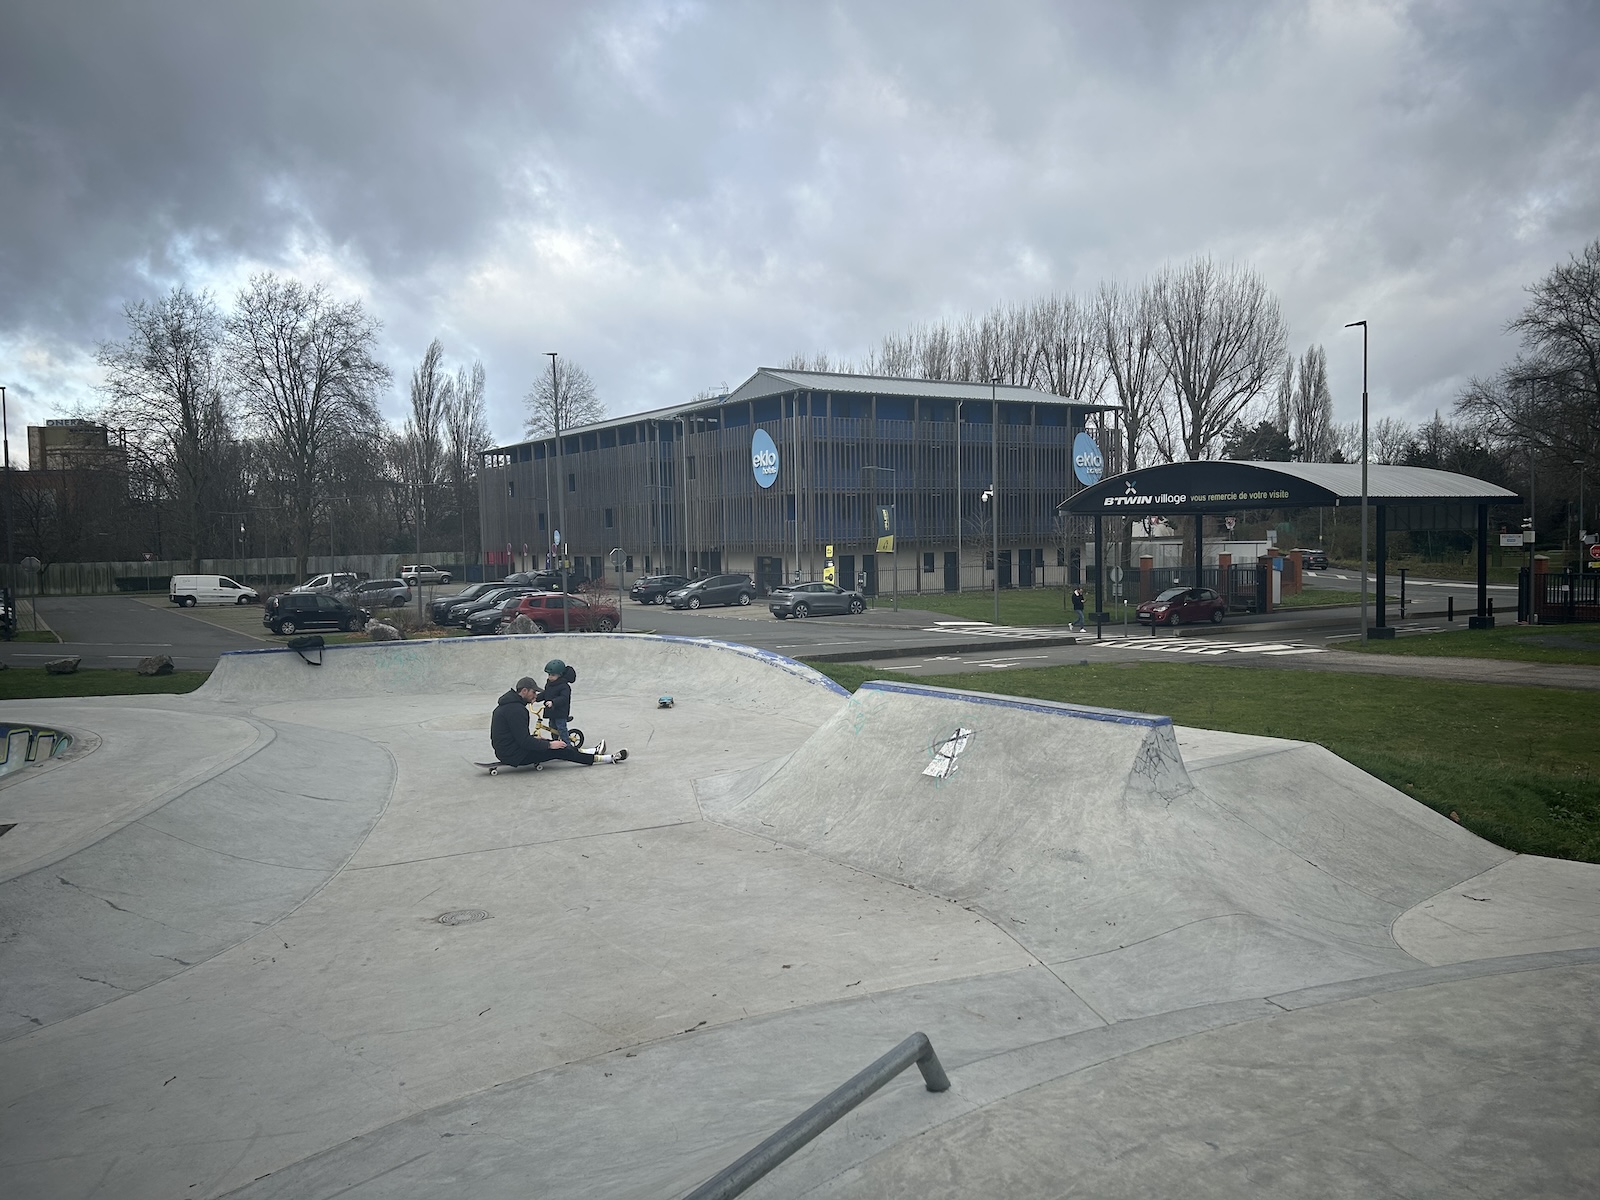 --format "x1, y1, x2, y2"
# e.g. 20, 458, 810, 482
349, 578, 412, 608
769, 582, 867, 619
